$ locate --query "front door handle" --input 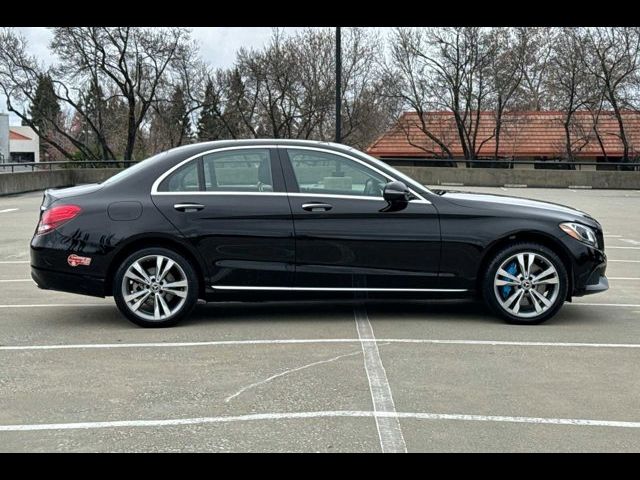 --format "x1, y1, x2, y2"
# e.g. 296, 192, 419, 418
174, 203, 205, 212
302, 202, 333, 212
